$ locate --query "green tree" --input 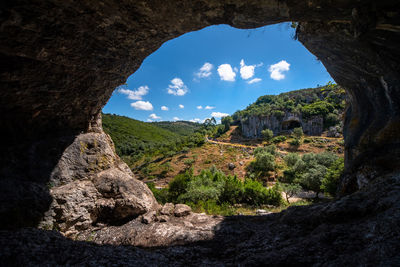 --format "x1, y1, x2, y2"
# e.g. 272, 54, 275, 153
293, 127, 303, 139
321, 158, 344, 197
280, 183, 302, 203
261, 129, 274, 142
